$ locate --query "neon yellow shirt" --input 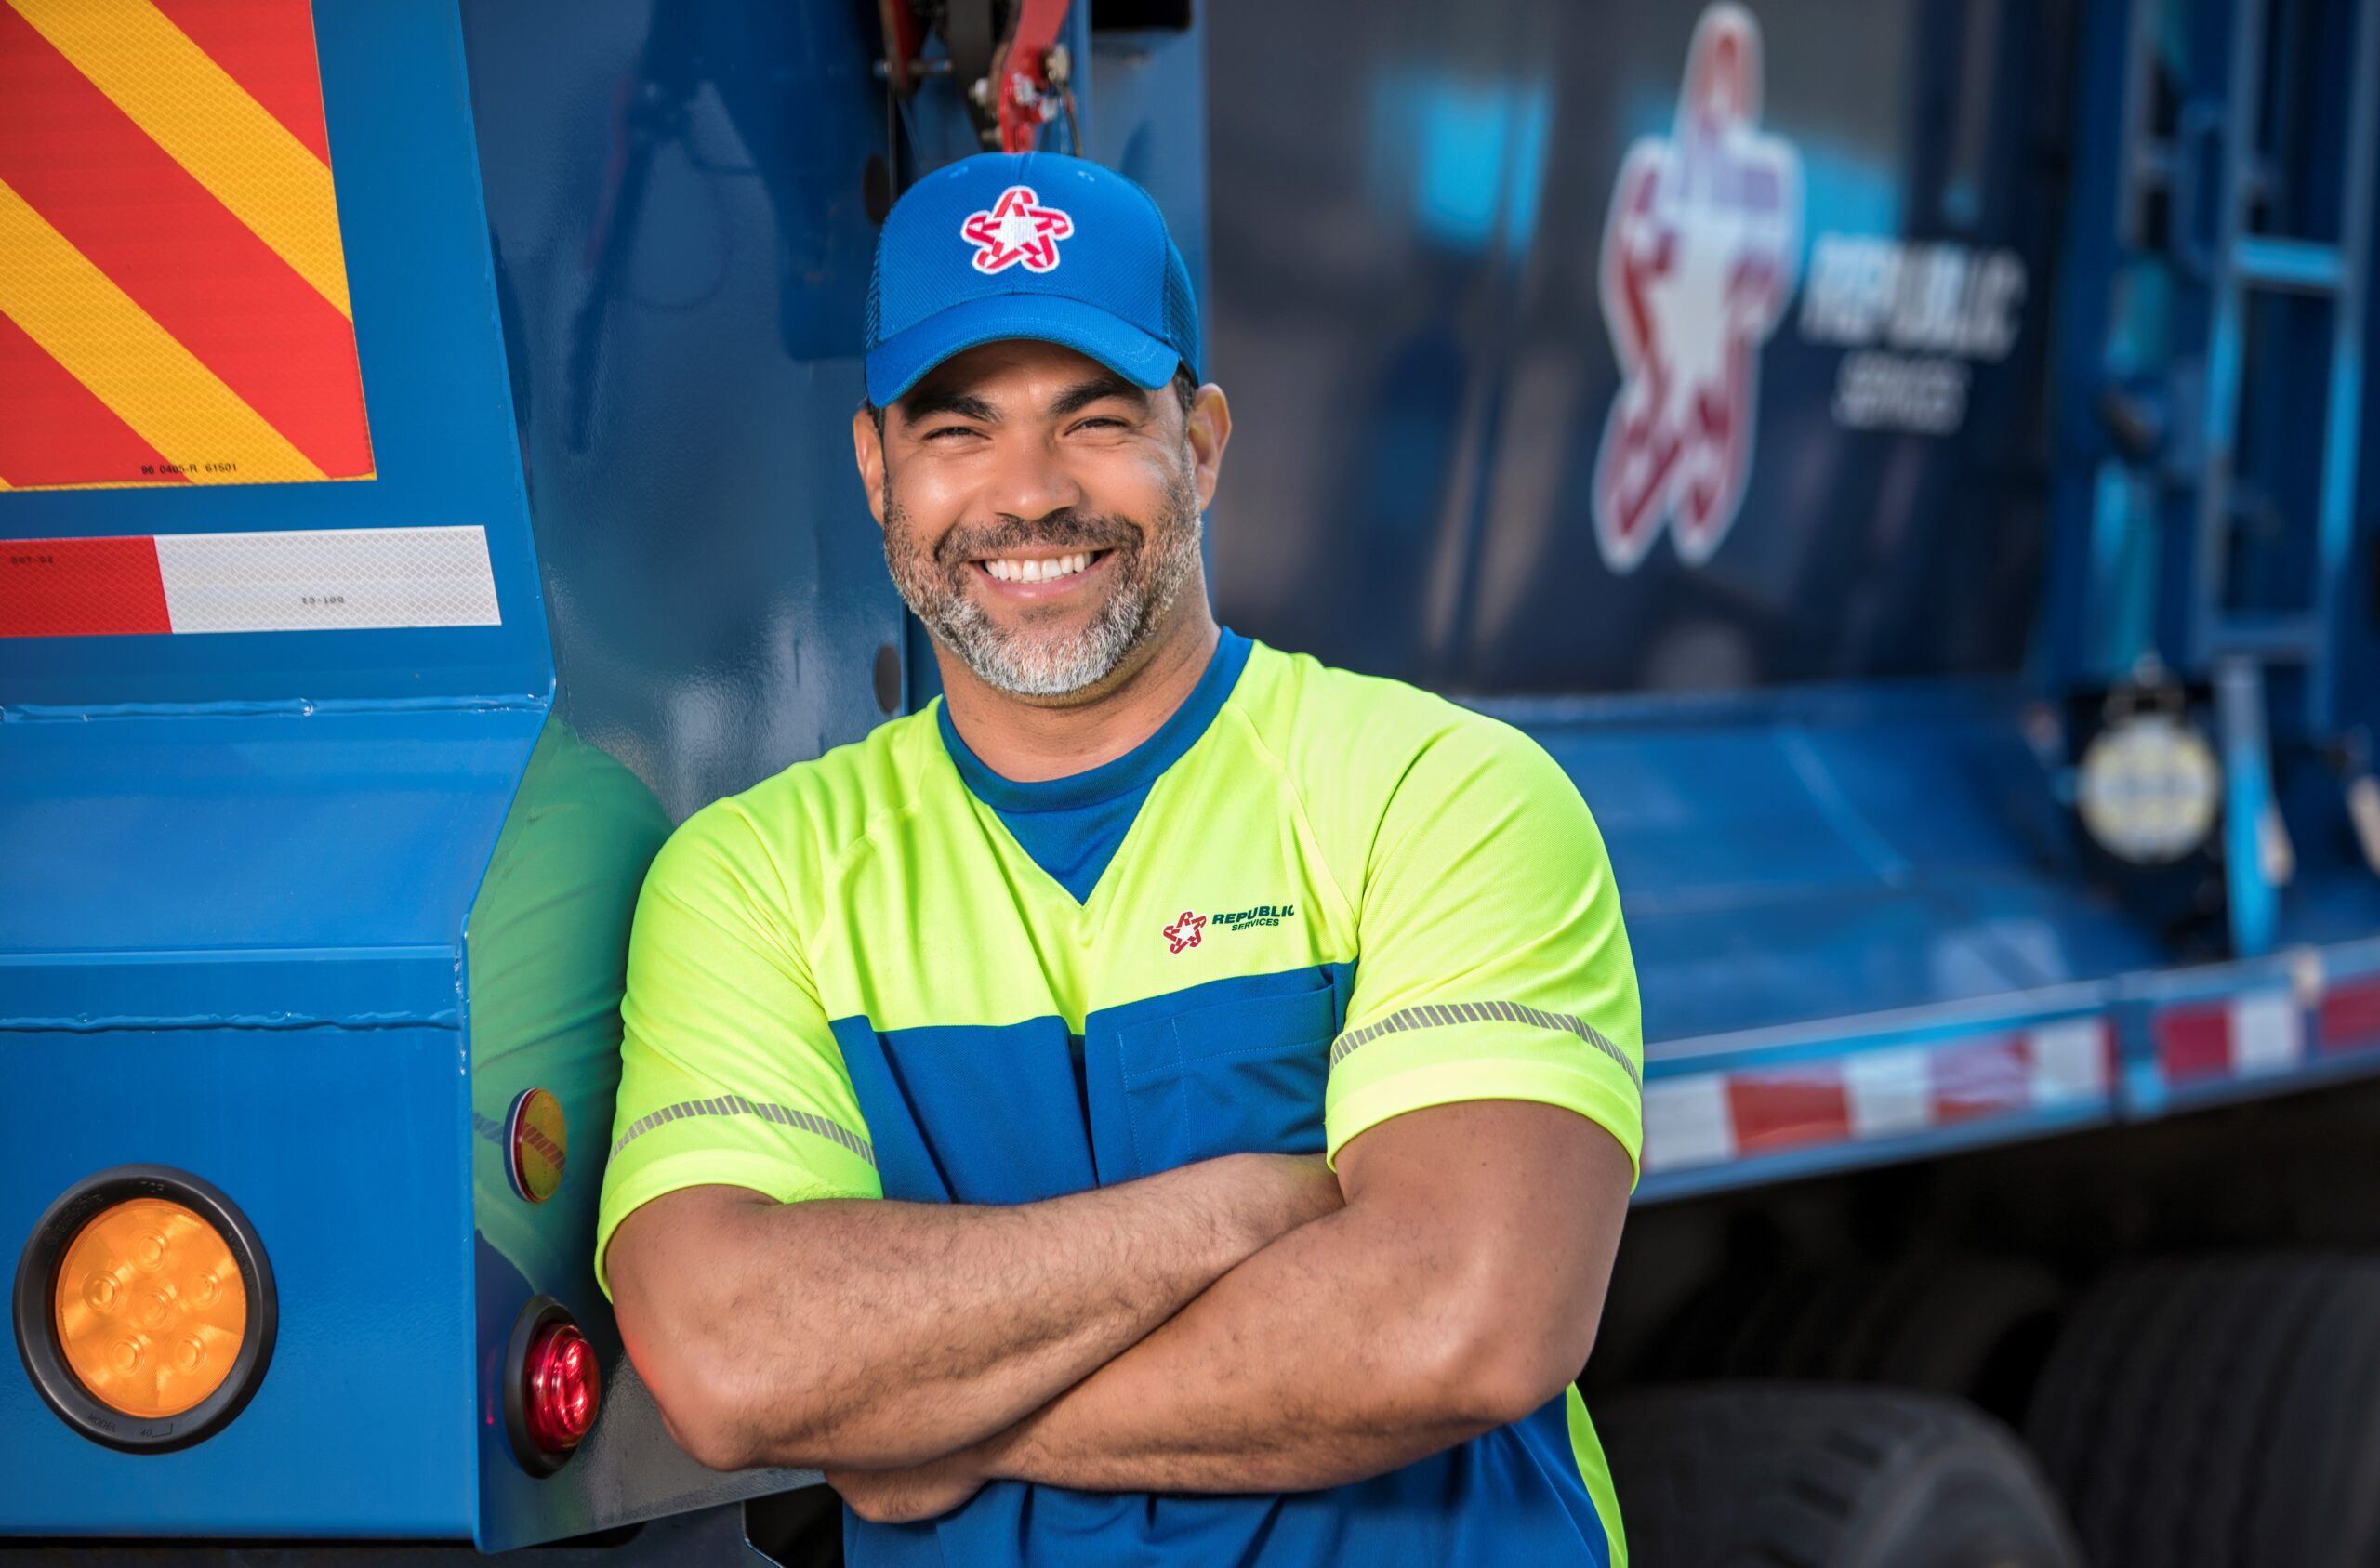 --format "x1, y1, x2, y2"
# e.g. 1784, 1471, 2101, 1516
599, 631, 1640, 1567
